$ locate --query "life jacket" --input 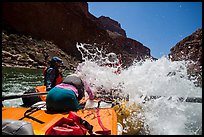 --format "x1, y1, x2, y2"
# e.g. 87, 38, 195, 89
43, 67, 63, 88
35, 86, 47, 101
